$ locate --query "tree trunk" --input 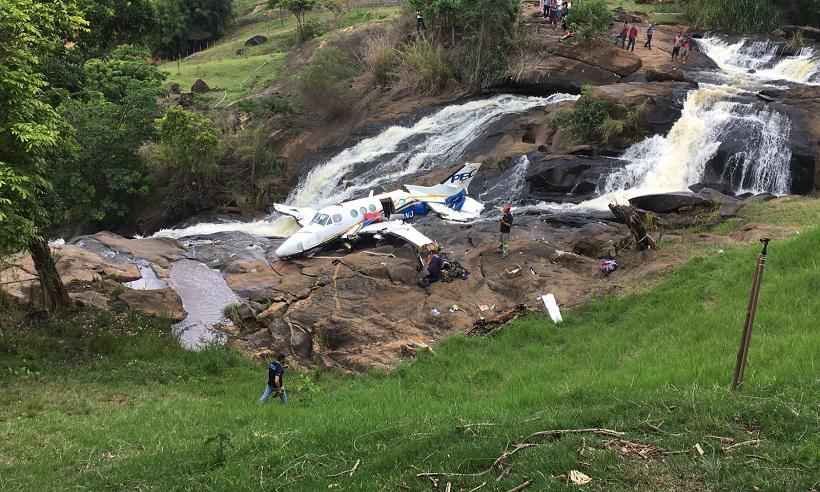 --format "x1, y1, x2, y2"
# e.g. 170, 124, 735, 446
29, 237, 70, 312
608, 204, 657, 251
